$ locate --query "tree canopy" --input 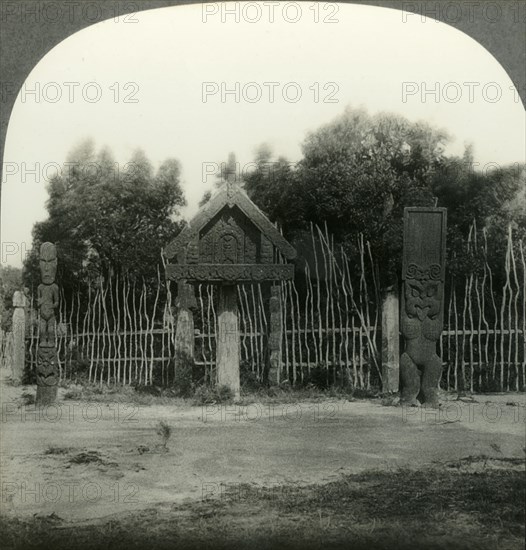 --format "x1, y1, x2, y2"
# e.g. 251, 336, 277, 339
243, 107, 525, 287
24, 140, 186, 294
